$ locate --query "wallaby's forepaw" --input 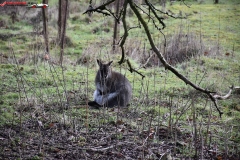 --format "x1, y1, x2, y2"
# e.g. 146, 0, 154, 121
88, 101, 102, 109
